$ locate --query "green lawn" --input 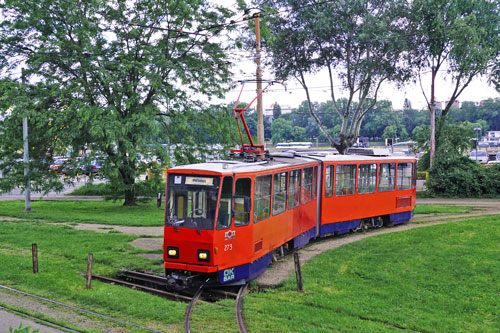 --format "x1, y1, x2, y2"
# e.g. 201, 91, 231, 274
0, 219, 181, 331
0, 204, 499, 331
235, 216, 500, 332
0, 200, 164, 226
414, 204, 476, 215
